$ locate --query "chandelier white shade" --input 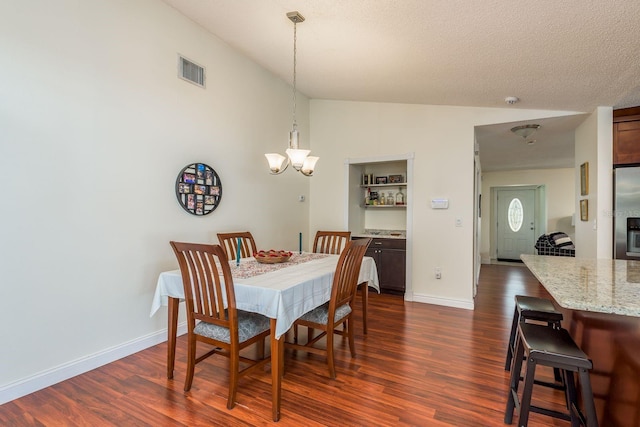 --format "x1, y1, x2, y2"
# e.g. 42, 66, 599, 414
265, 11, 318, 177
